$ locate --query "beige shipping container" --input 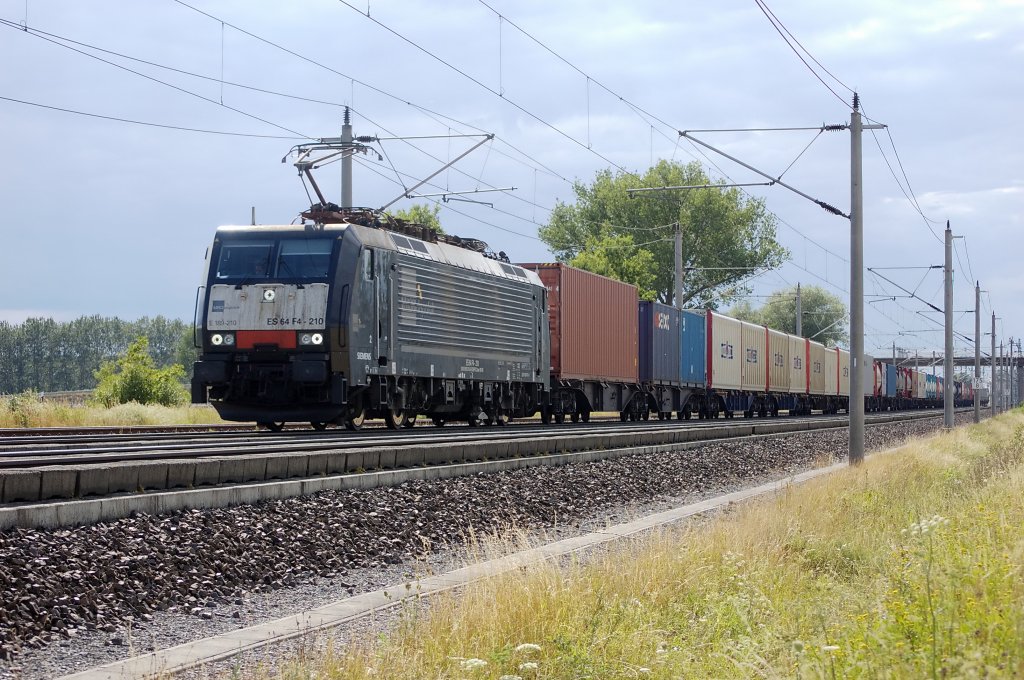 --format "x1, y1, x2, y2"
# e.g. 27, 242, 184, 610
740, 321, 767, 392
838, 349, 851, 397
788, 335, 807, 394
915, 369, 927, 399
808, 340, 827, 395
707, 311, 742, 391
824, 347, 839, 395
767, 329, 791, 392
